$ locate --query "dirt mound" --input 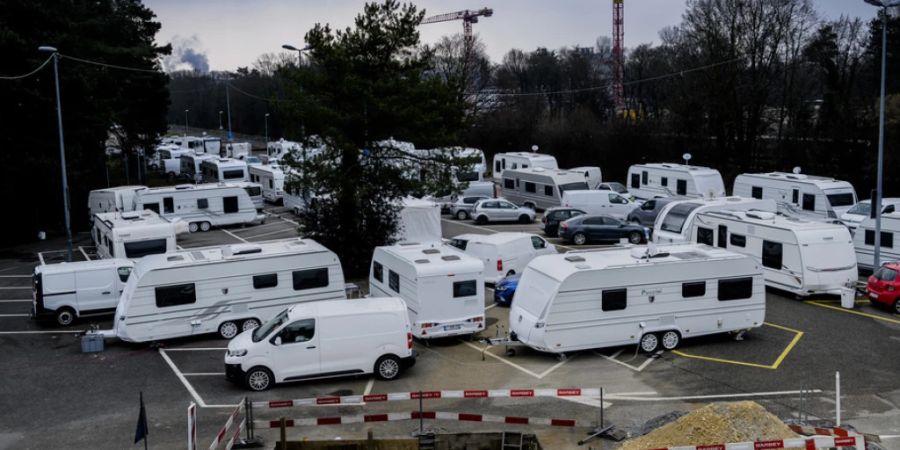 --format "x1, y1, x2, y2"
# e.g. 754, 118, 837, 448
619, 401, 798, 450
